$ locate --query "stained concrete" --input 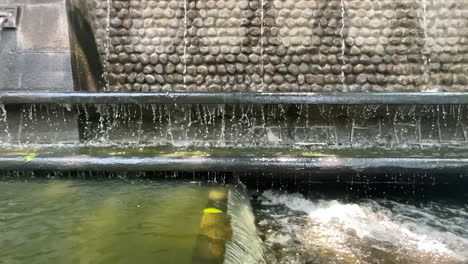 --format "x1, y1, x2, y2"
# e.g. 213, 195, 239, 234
0, 0, 78, 143
77, 104, 468, 149
0, 0, 74, 91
